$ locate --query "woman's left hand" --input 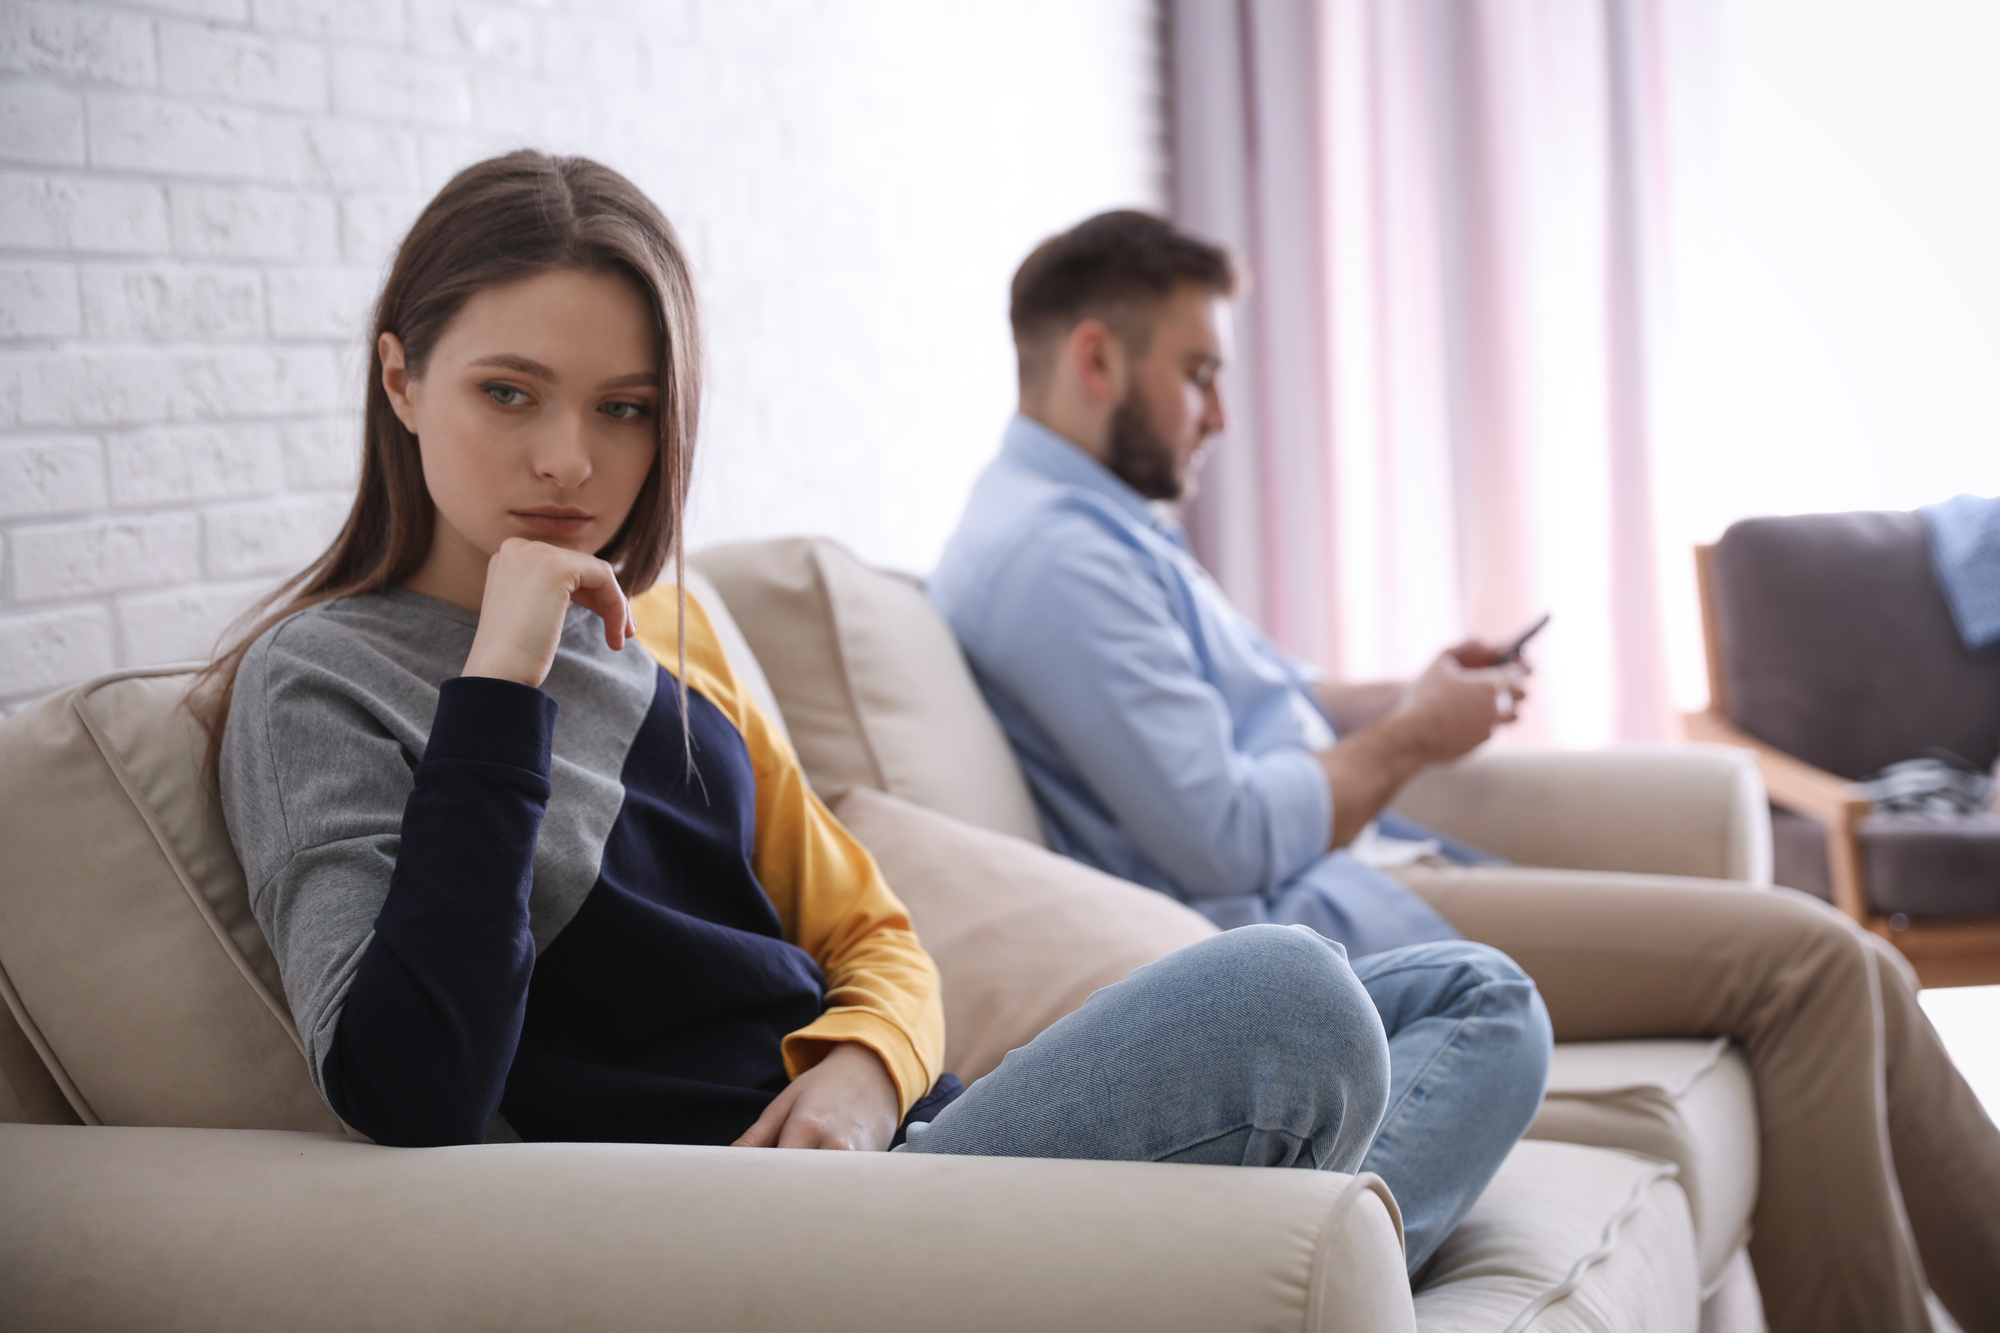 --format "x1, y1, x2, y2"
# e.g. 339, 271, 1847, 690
731, 1042, 901, 1152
